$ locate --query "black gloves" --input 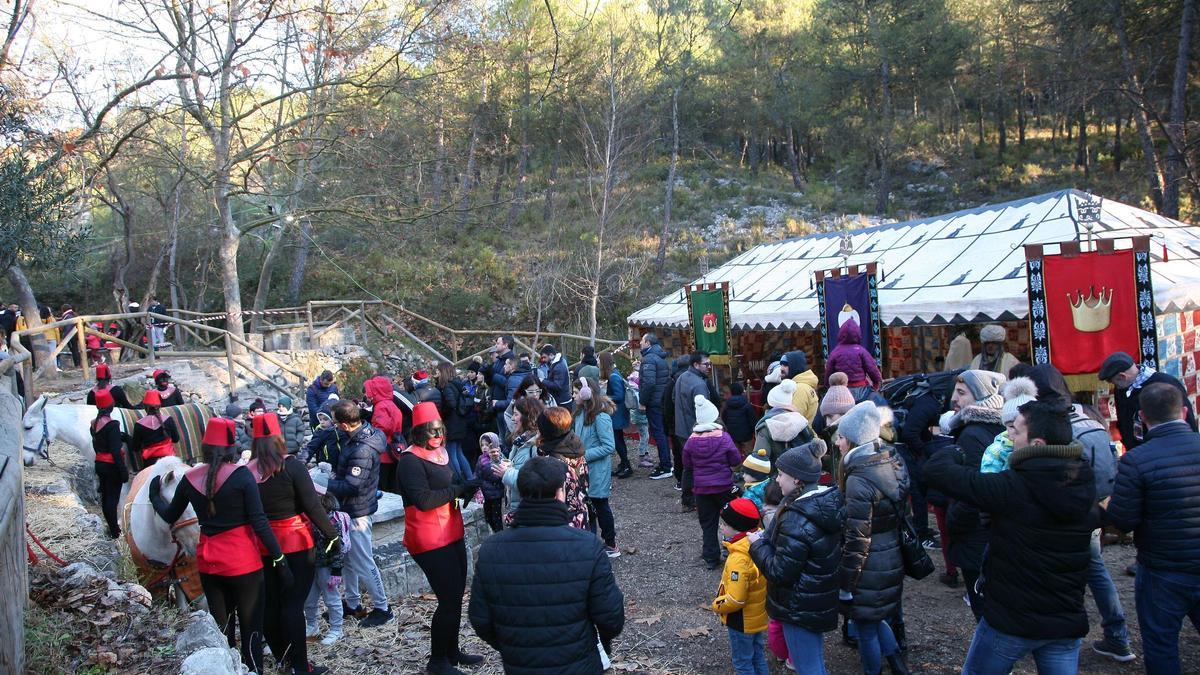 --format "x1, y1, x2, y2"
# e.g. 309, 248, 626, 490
118, 468, 130, 484
272, 554, 294, 589
455, 477, 484, 499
